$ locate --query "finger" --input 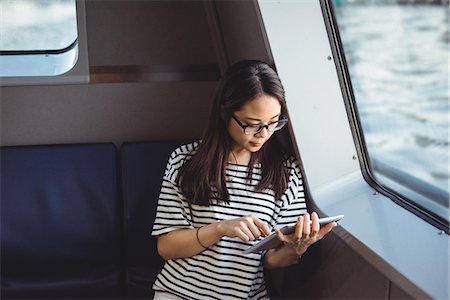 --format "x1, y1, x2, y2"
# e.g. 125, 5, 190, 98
252, 216, 271, 237
302, 213, 311, 238
294, 216, 304, 242
243, 216, 265, 239
246, 220, 263, 240
317, 222, 337, 239
235, 228, 251, 242
240, 223, 258, 241
275, 228, 287, 243
310, 212, 320, 237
